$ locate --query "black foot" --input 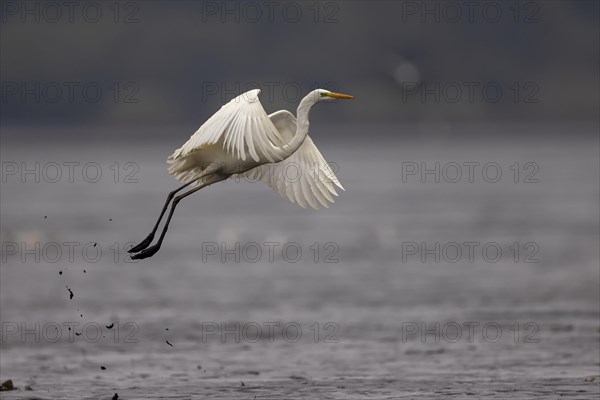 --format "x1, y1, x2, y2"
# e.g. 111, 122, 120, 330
128, 233, 155, 253
130, 244, 161, 260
